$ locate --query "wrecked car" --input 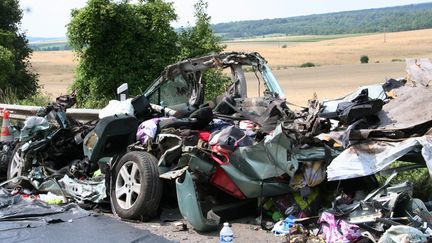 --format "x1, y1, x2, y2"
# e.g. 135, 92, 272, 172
86, 52, 337, 231
6, 93, 95, 187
